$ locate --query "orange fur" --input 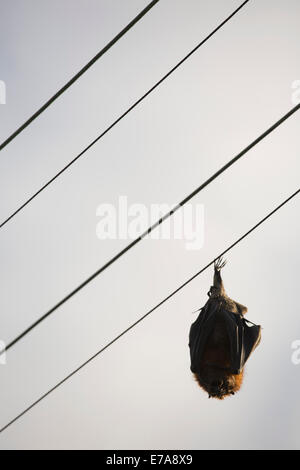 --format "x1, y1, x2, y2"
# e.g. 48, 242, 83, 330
193, 370, 244, 399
